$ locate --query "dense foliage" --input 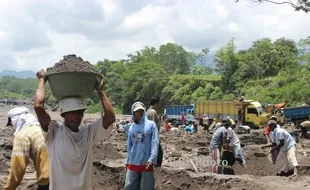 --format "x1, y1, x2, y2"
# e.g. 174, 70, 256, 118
1, 37, 310, 114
